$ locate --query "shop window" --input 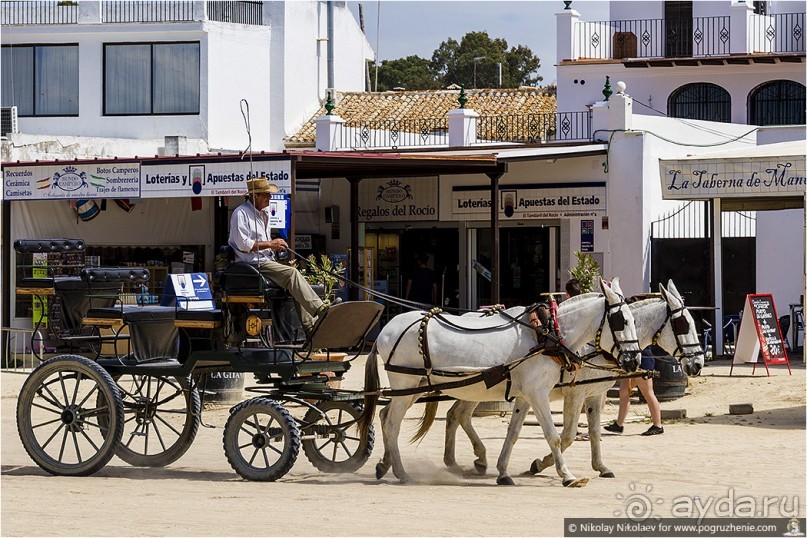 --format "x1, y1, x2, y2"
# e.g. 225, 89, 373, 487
103, 42, 200, 115
748, 80, 806, 126
1, 44, 79, 116
668, 82, 731, 122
